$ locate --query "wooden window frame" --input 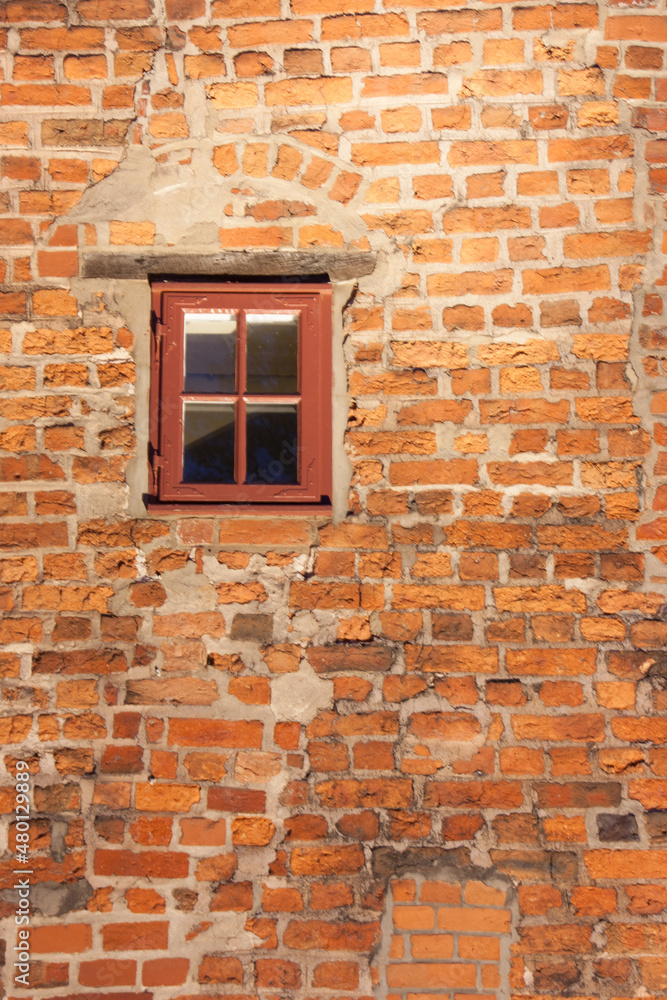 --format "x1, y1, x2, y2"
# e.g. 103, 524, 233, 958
149, 281, 332, 508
